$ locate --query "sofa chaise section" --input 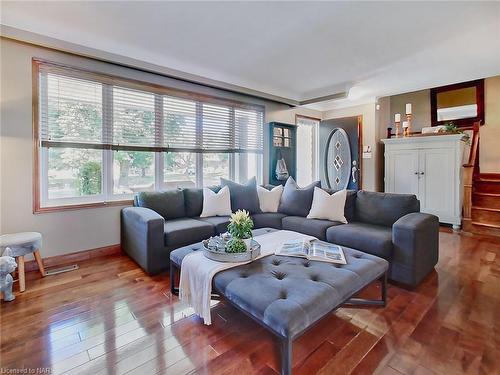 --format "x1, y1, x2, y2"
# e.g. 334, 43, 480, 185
326, 191, 439, 287
121, 206, 166, 275
326, 222, 393, 259
122, 189, 228, 274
